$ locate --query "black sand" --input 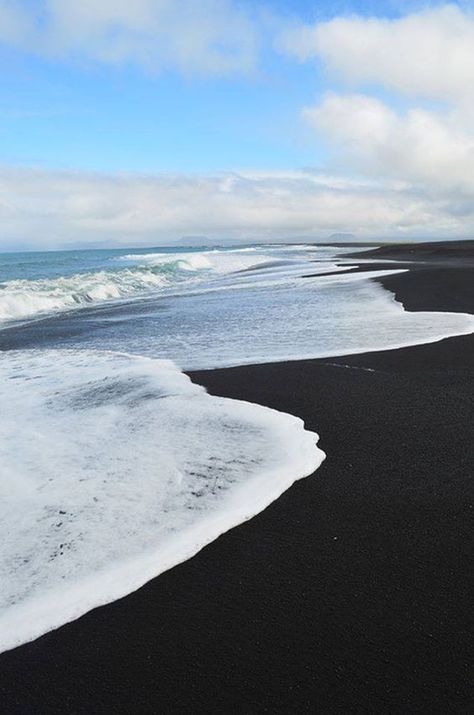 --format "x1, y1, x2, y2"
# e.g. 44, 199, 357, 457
0, 244, 472, 713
